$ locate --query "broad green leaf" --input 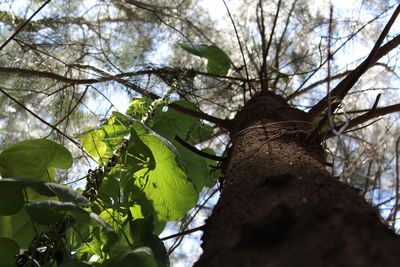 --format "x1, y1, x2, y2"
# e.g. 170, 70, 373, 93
179, 42, 230, 75
126, 98, 152, 120
126, 121, 198, 221
174, 143, 209, 191
84, 100, 213, 193
25, 201, 84, 225
75, 227, 103, 261
98, 209, 124, 250
112, 247, 158, 267
123, 183, 166, 235
99, 209, 124, 229
0, 178, 89, 205
0, 237, 19, 267
80, 129, 107, 158
190, 123, 214, 143
59, 261, 91, 267
152, 100, 198, 141
127, 210, 154, 246
40, 183, 89, 205
146, 235, 170, 267
152, 100, 214, 191
126, 211, 169, 267
0, 209, 46, 248
98, 176, 120, 205
82, 111, 200, 222
81, 124, 128, 159
0, 179, 24, 215
0, 139, 73, 181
